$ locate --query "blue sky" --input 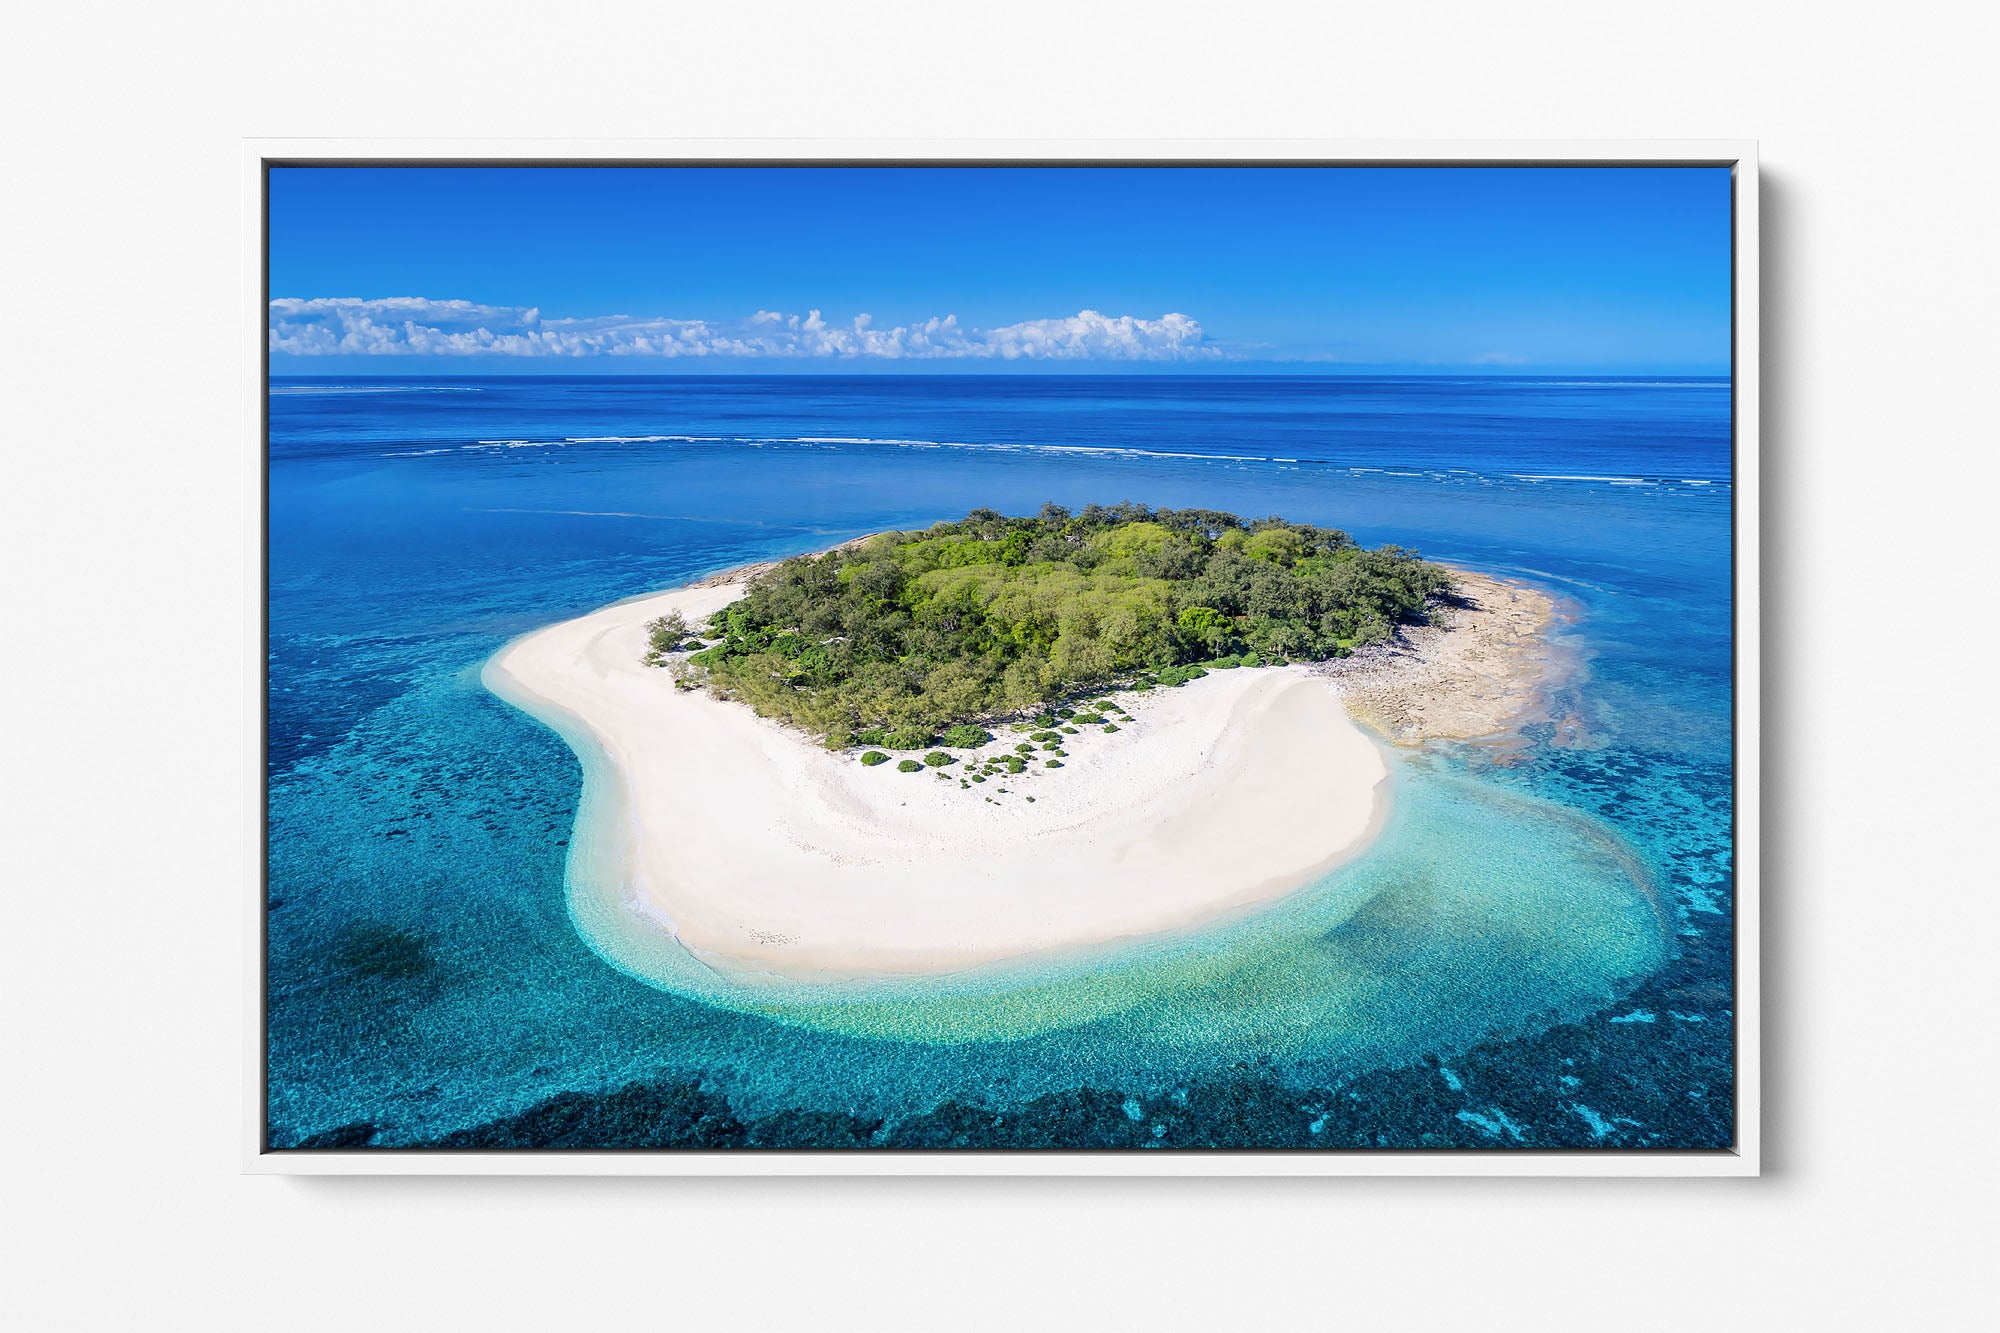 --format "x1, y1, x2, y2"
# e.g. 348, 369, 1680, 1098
268, 166, 1732, 375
